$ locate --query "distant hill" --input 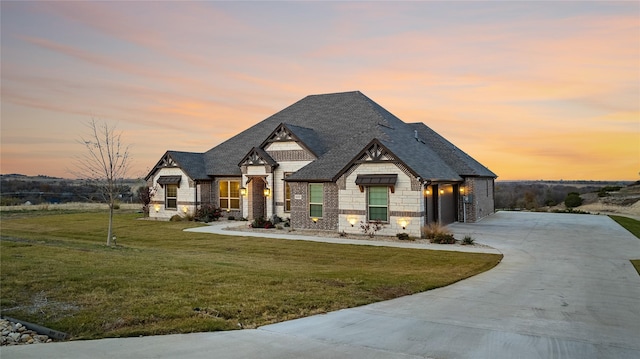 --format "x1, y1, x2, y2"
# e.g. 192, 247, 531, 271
1, 174, 143, 206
